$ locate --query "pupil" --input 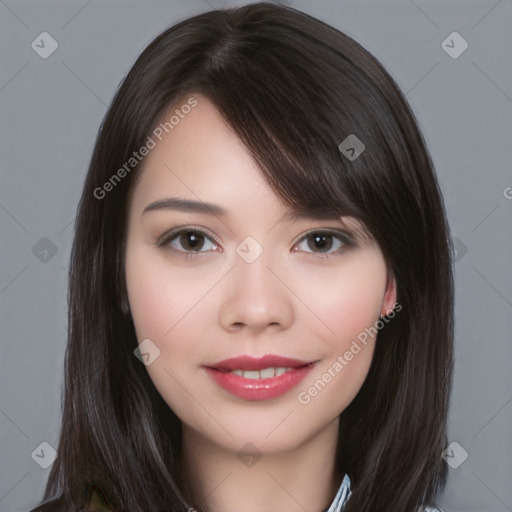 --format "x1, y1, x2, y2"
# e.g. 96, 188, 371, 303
309, 233, 332, 252
181, 231, 204, 251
